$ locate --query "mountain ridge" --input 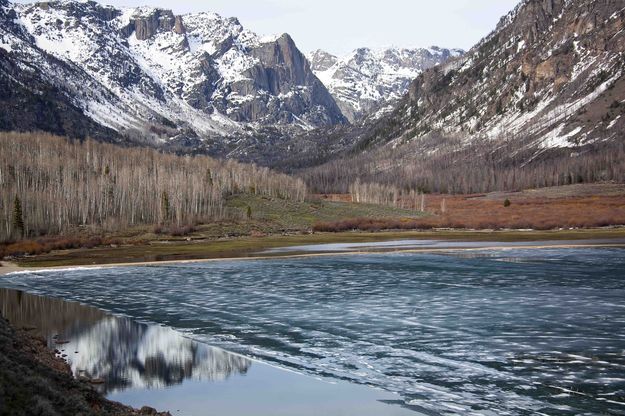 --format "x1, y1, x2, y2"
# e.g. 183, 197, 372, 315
0, 0, 346, 153
308, 46, 463, 122
2, 0, 624, 188
291, 0, 625, 194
